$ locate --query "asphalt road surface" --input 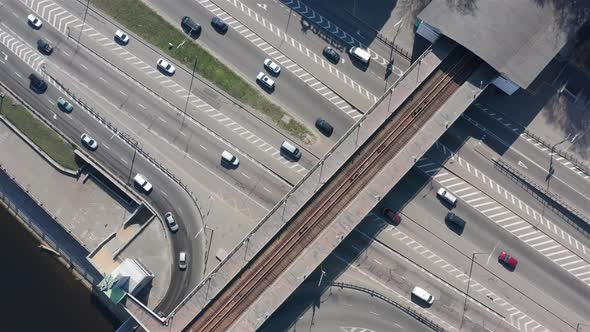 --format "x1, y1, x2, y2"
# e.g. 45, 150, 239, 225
259, 283, 432, 332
